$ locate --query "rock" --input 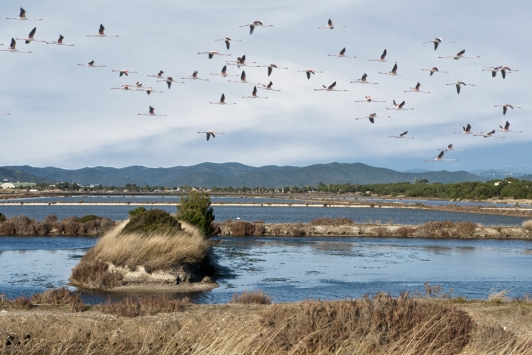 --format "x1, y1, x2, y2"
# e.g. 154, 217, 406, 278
201, 276, 213, 283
